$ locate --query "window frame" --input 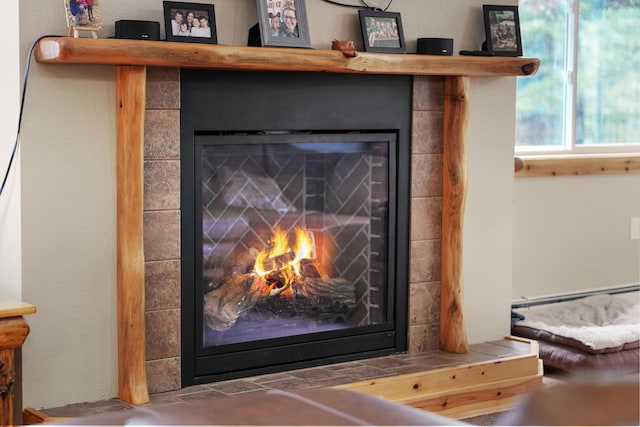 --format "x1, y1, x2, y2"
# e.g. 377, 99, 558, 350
515, 0, 640, 159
